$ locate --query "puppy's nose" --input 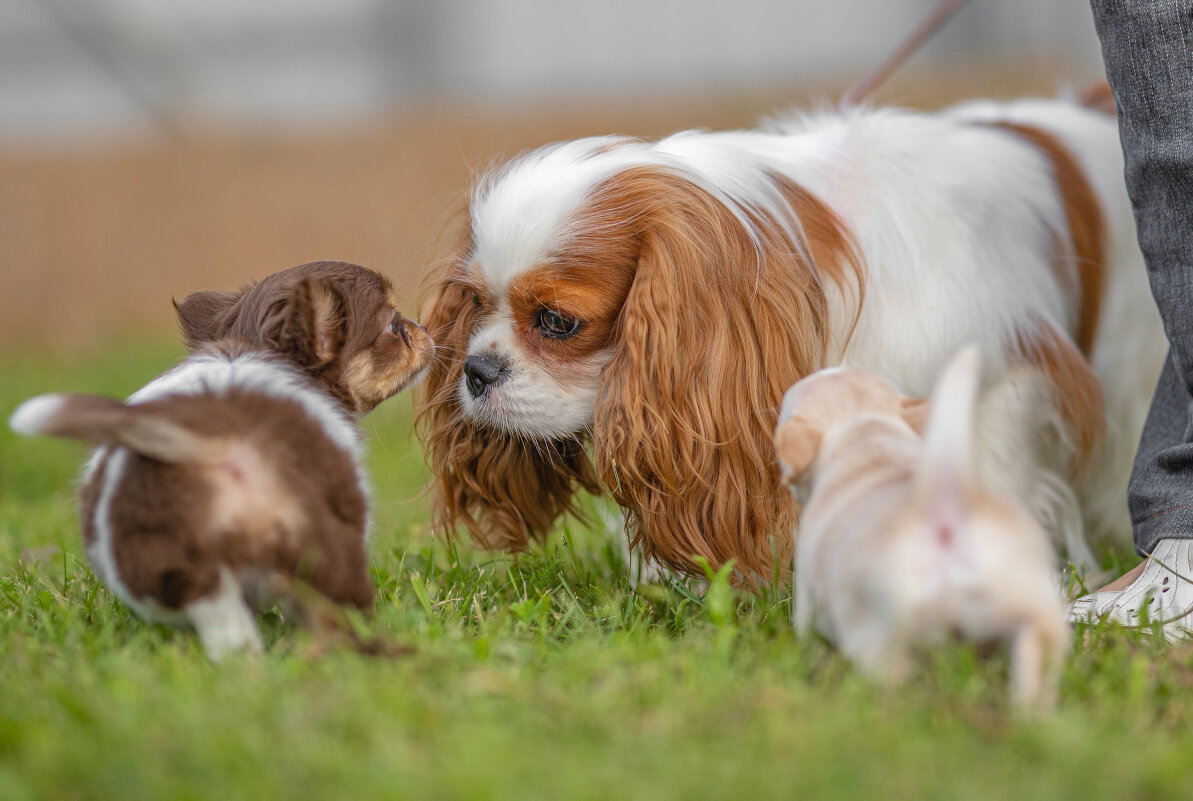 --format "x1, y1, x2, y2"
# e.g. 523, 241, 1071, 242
463, 354, 506, 398
397, 319, 429, 349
